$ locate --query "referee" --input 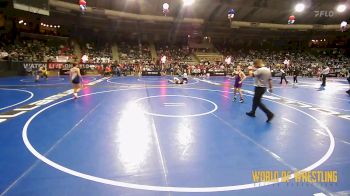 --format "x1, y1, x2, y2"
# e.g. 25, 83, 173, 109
279, 68, 288, 84
346, 67, 350, 95
246, 59, 274, 123
320, 66, 330, 87
293, 67, 299, 83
